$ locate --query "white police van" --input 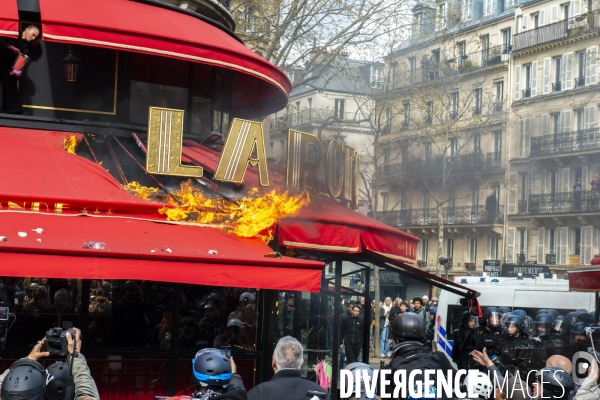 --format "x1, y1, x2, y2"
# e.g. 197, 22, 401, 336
433, 275, 597, 363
